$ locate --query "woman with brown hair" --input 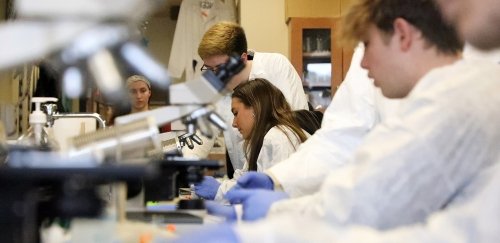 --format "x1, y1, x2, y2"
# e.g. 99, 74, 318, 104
195, 78, 309, 201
